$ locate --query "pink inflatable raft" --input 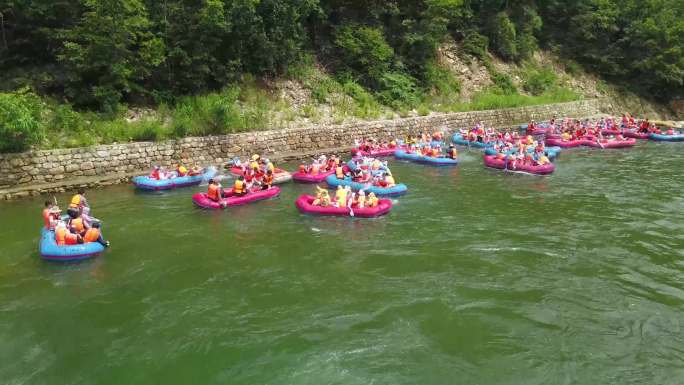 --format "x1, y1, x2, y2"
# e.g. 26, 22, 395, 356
545, 136, 583, 148
351, 146, 402, 157
295, 195, 392, 218
292, 169, 335, 183
193, 187, 281, 209
622, 130, 650, 139
601, 128, 622, 136
483, 155, 555, 175
581, 136, 636, 148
